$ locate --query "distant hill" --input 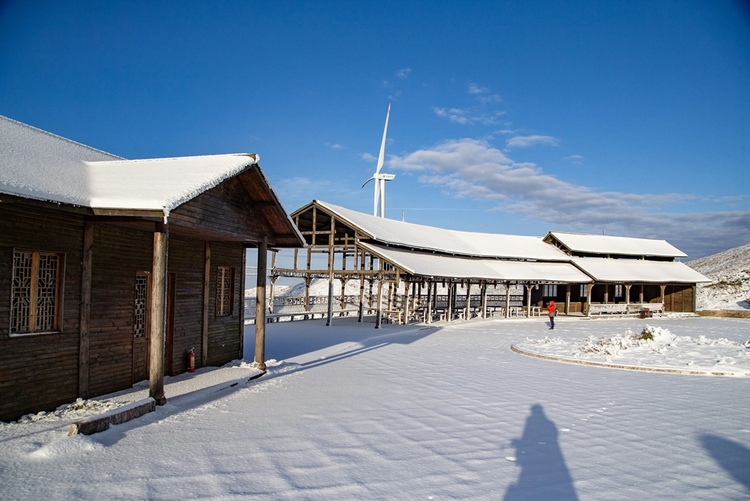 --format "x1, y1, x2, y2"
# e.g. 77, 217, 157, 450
687, 243, 750, 311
